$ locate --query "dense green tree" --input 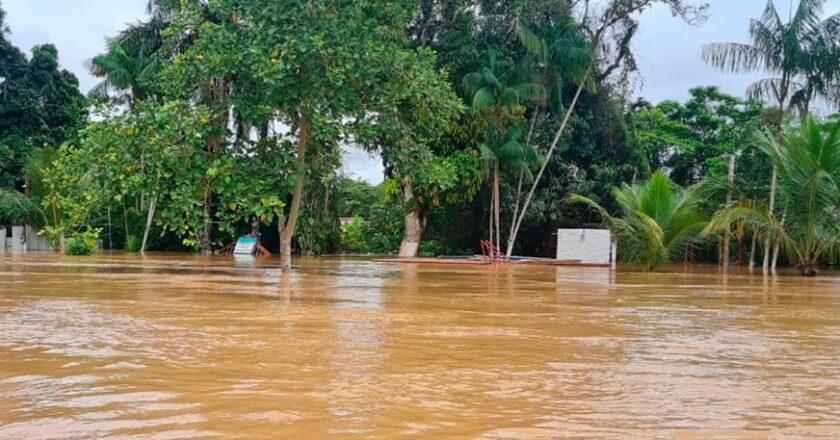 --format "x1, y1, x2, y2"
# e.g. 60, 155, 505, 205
505, 0, 708, 256
463, 53, 544, 251
627, 87, 767, 186
706, 118, 840, 276
0, 8, 86, 190
703, 0, 840, 270
44, 101, 288, 252
165, 0, 465, 266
